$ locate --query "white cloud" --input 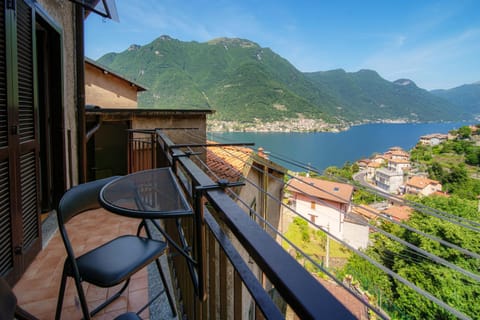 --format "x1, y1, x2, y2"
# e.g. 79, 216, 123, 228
360, 28, 480, 89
